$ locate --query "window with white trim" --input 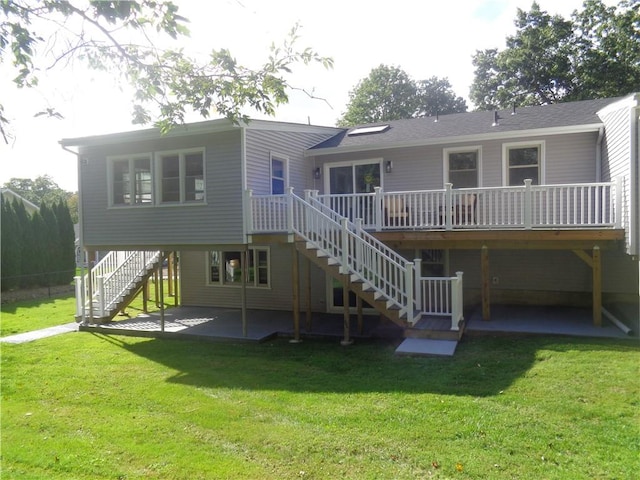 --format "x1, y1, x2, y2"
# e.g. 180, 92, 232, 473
503, 142, 544, 186
208, 248, 270, 287
270, 153, 287, 194
158, 149, 205, 203
109, 155, 153, 206
444, 147, 480, 188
